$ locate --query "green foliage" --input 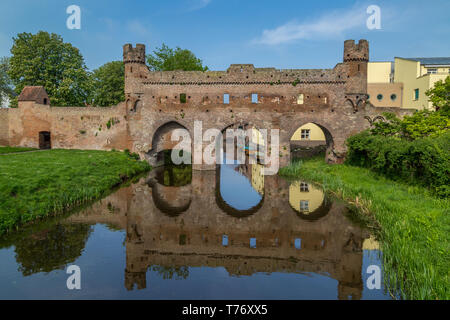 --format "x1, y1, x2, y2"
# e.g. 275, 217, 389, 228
280, 157, 450, 300
0, 57, 14, 102
89, 61, 125, 107
124, 149, 140, 161
371, 111, 449, 140
8, 31, 91, 107
346, 131, 450, 197
0, 149, 150, 234
426, 76, 450, 116
146, 43, 208, 71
